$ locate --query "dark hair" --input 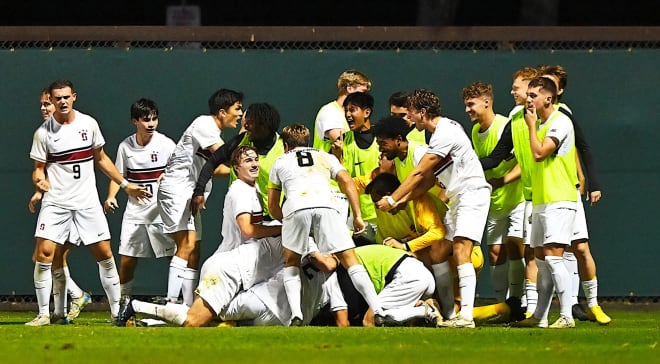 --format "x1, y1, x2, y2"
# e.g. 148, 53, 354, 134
365, 172, 401, 196
343, 91, 374, 110
371, 116, 410, 140
528, 77, 558, 104
130, 98, 158, 120
48, 79, 74, 94
244, 103, 280, 136
388, 91, 410, 108
208, 88, 244, 115
408, 89, 442, 118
